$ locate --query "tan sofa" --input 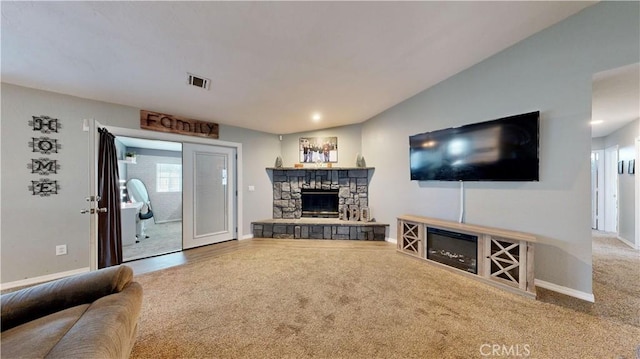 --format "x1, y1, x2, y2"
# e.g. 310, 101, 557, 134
1, 265, 143, 359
